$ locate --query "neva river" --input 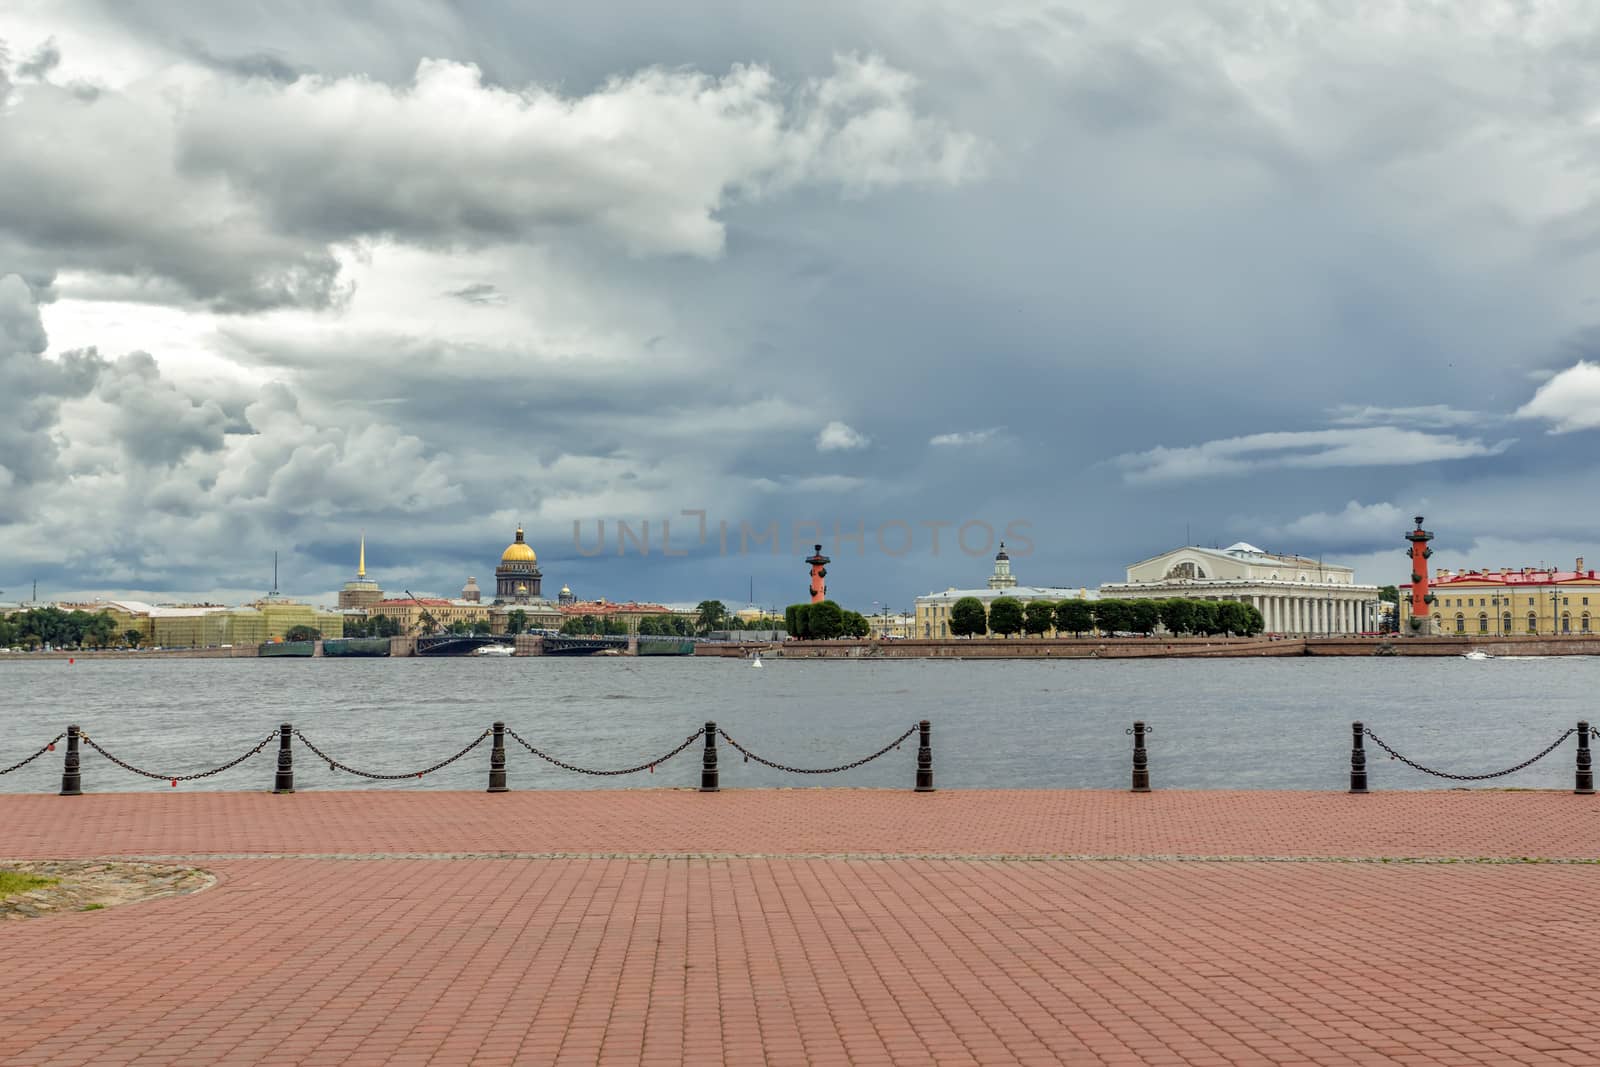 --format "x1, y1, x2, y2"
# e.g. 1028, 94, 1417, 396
3, 656, 1597, 793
